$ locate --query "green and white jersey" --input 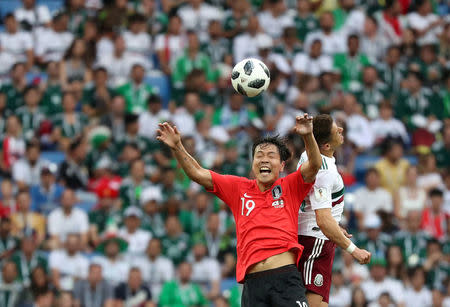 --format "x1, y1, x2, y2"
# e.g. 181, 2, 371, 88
297, 152, 344, 240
